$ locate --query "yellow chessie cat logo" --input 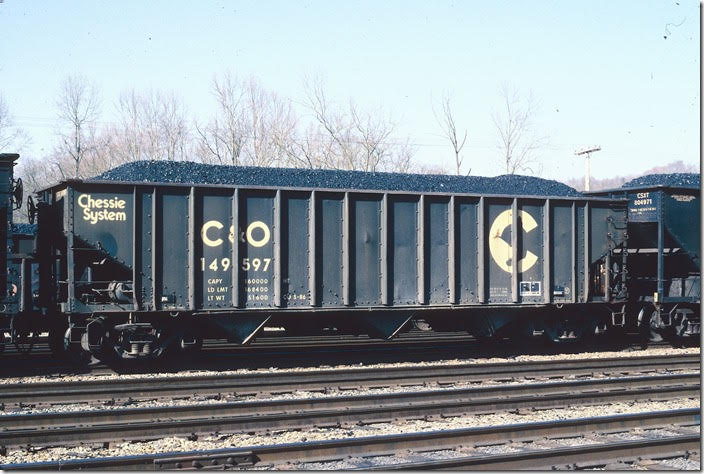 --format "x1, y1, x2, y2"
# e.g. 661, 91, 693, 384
489, 209, 538, 273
